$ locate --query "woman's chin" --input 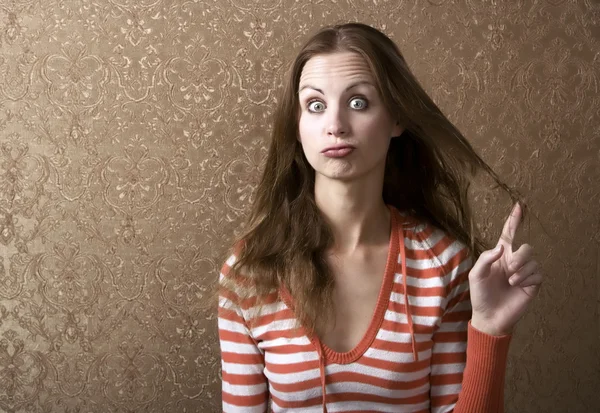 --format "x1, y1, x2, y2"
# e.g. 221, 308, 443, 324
314, 168, 361, 183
